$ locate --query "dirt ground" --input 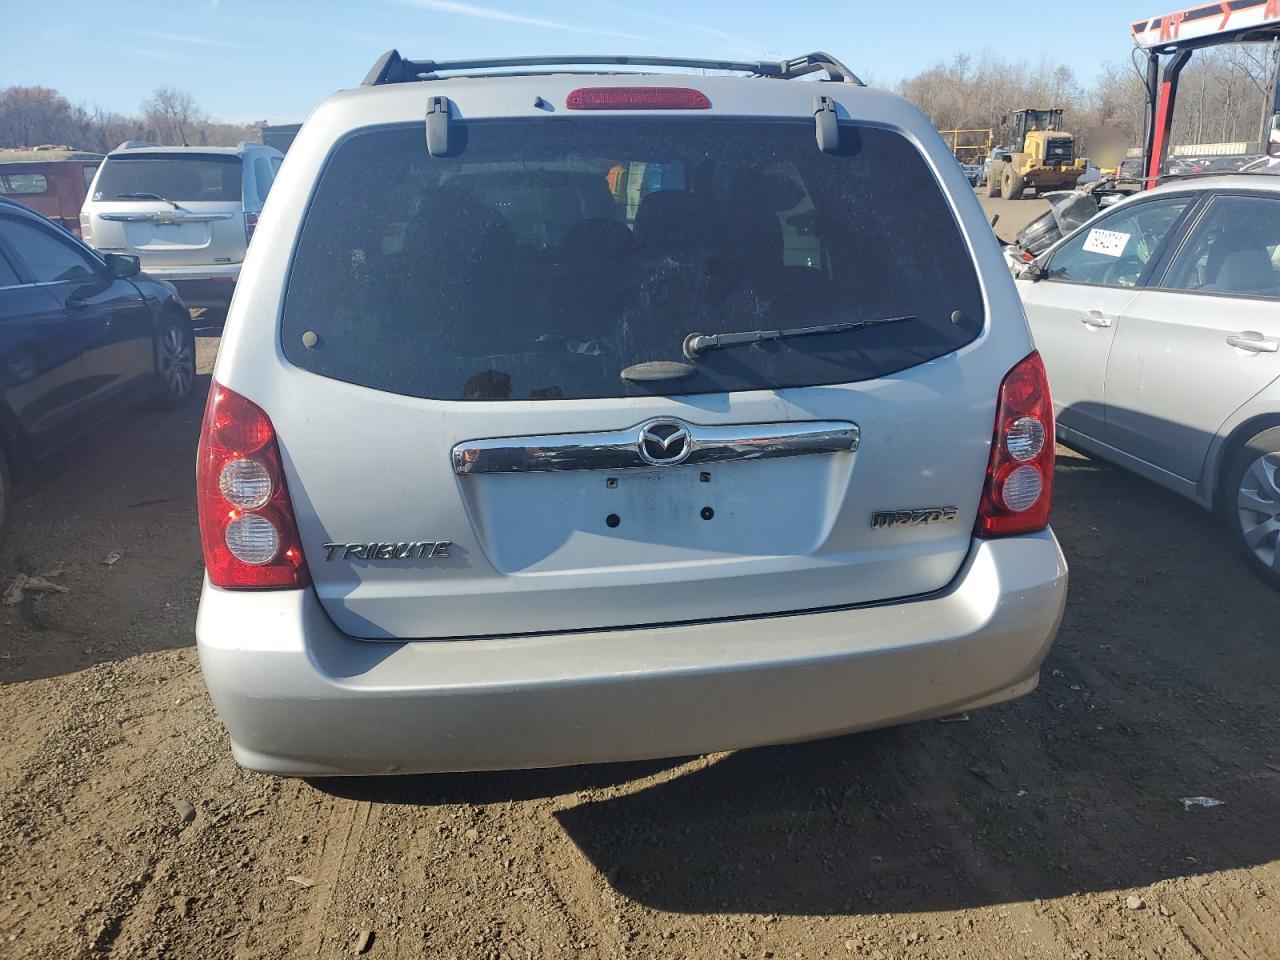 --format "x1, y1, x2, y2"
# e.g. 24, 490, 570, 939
3, 304, 1280, 960
977, 193, 1051, 244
